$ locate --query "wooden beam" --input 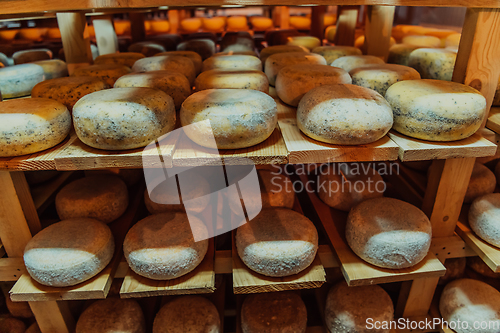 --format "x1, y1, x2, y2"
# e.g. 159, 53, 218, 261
129, 12, 146, 43
30, 301, 75, 333
93, 15, 119, 55
10, 172, 41, 236
56, 12, 93, 74
280, 6, 290, 30
396, 277, 440, 318
168, 10, 179, 35
310, 6, 326, 43
364, 5, 395, 60
334, 6, 359, 46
